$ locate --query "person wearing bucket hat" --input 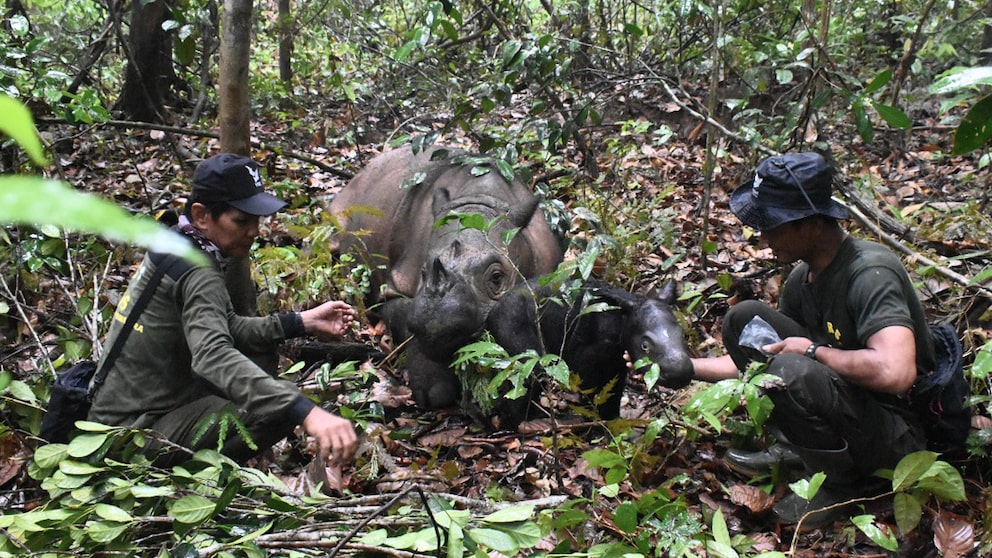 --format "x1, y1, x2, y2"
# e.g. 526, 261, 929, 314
88, 153, 359, 476
690, 152, 934, 527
